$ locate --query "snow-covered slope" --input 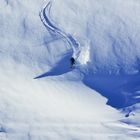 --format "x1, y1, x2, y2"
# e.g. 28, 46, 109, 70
0, 0, 140, 139
51, 0, 140, 74
1, 0, 140, 74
